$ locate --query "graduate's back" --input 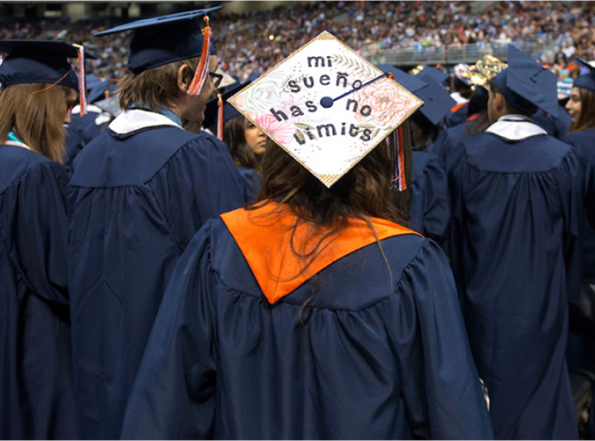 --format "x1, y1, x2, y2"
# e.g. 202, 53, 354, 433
121, 203, 493, 440
68, 116, 248, 439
